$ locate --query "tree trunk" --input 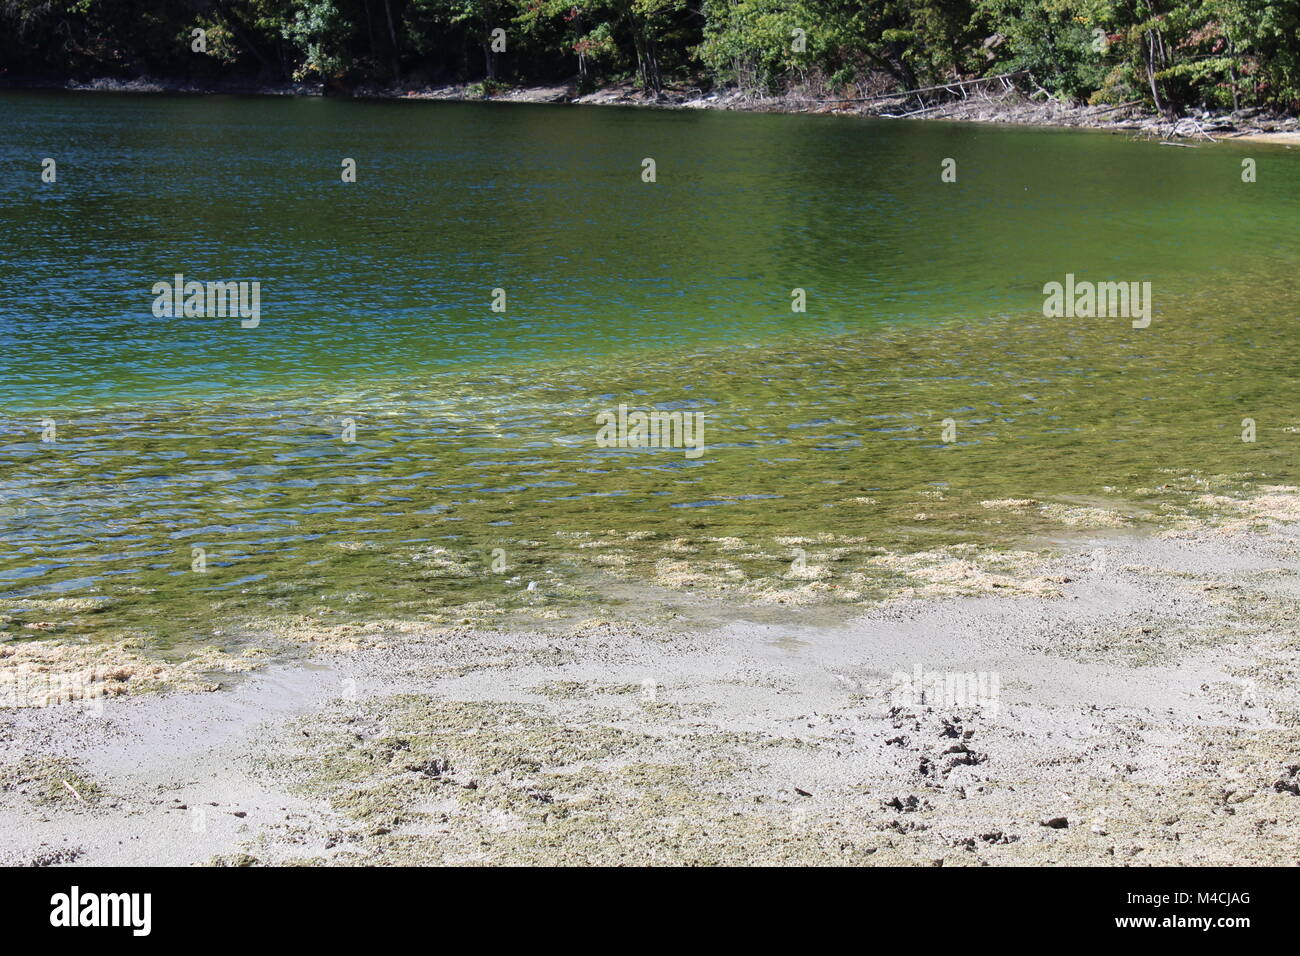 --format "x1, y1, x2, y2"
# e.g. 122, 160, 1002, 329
384, 0, 400, 84
645, 36, 661, 93
1145, 29, 1167, 117
1227, 36, 1239, 111
575, 12, 586, 79
210, 0, 279, 79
